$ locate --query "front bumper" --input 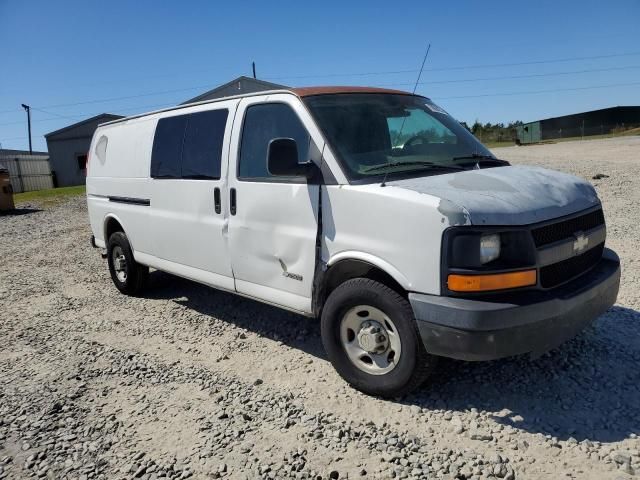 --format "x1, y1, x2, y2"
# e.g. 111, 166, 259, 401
410, 248, 621, 361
